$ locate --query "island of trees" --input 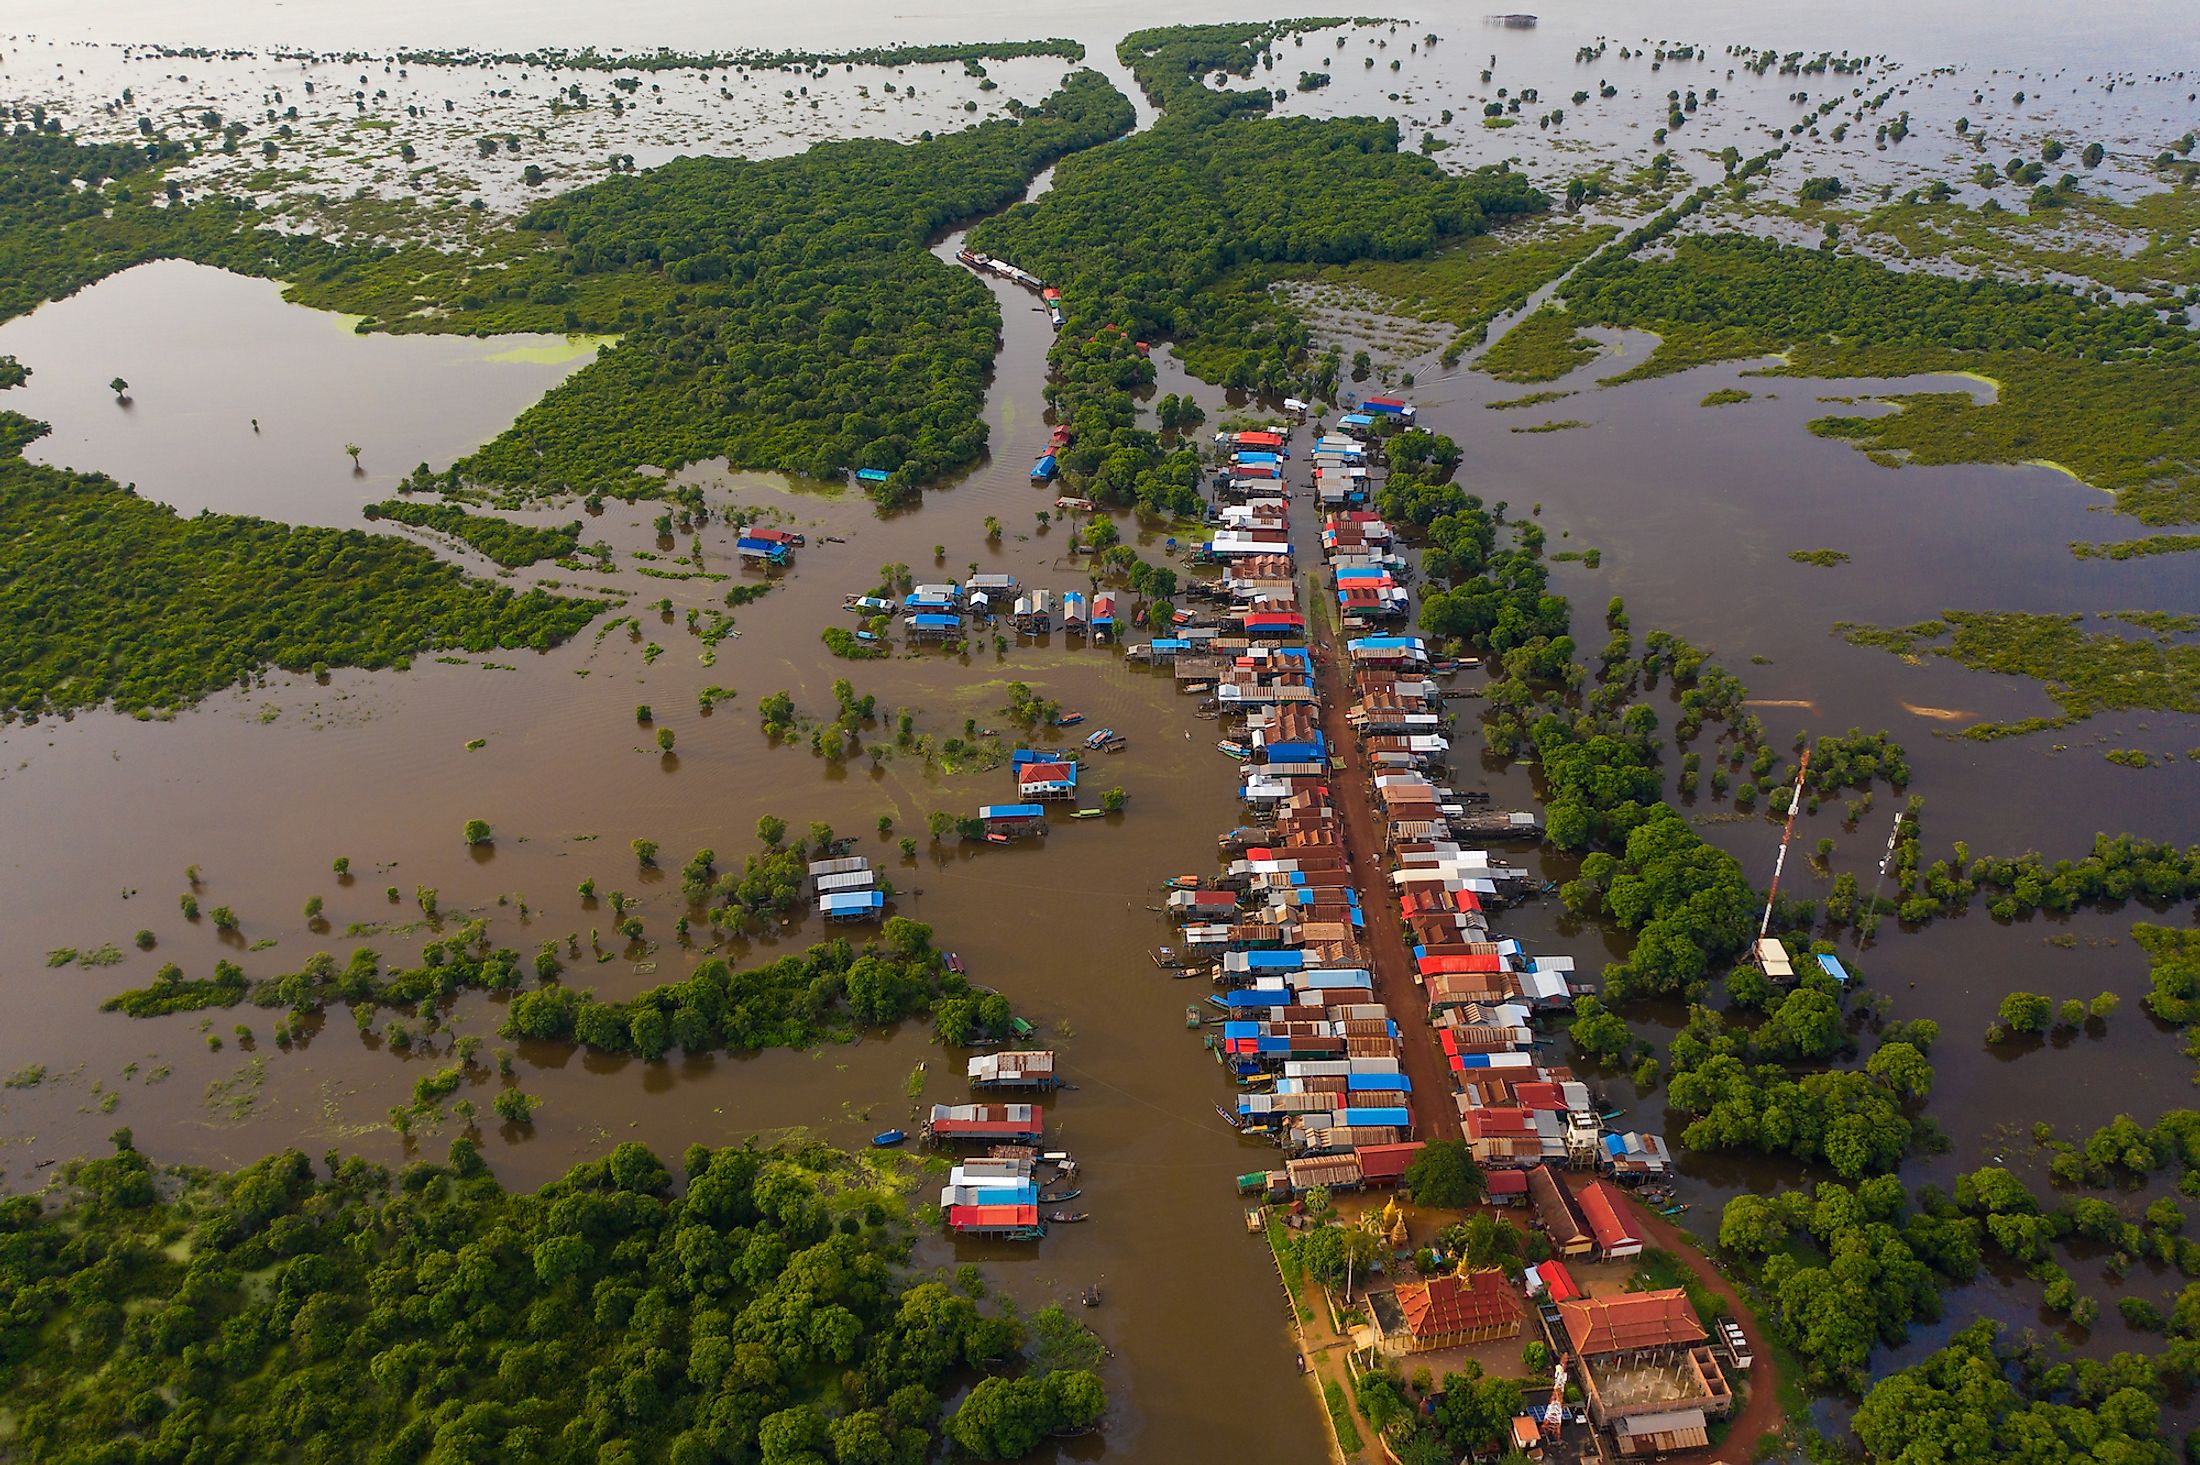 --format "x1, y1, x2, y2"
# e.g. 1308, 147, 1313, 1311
0, 1130, 1106, 1462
